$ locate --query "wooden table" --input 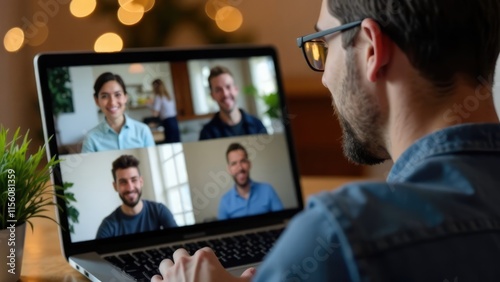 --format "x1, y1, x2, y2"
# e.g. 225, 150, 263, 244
21, 176, 358, 281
